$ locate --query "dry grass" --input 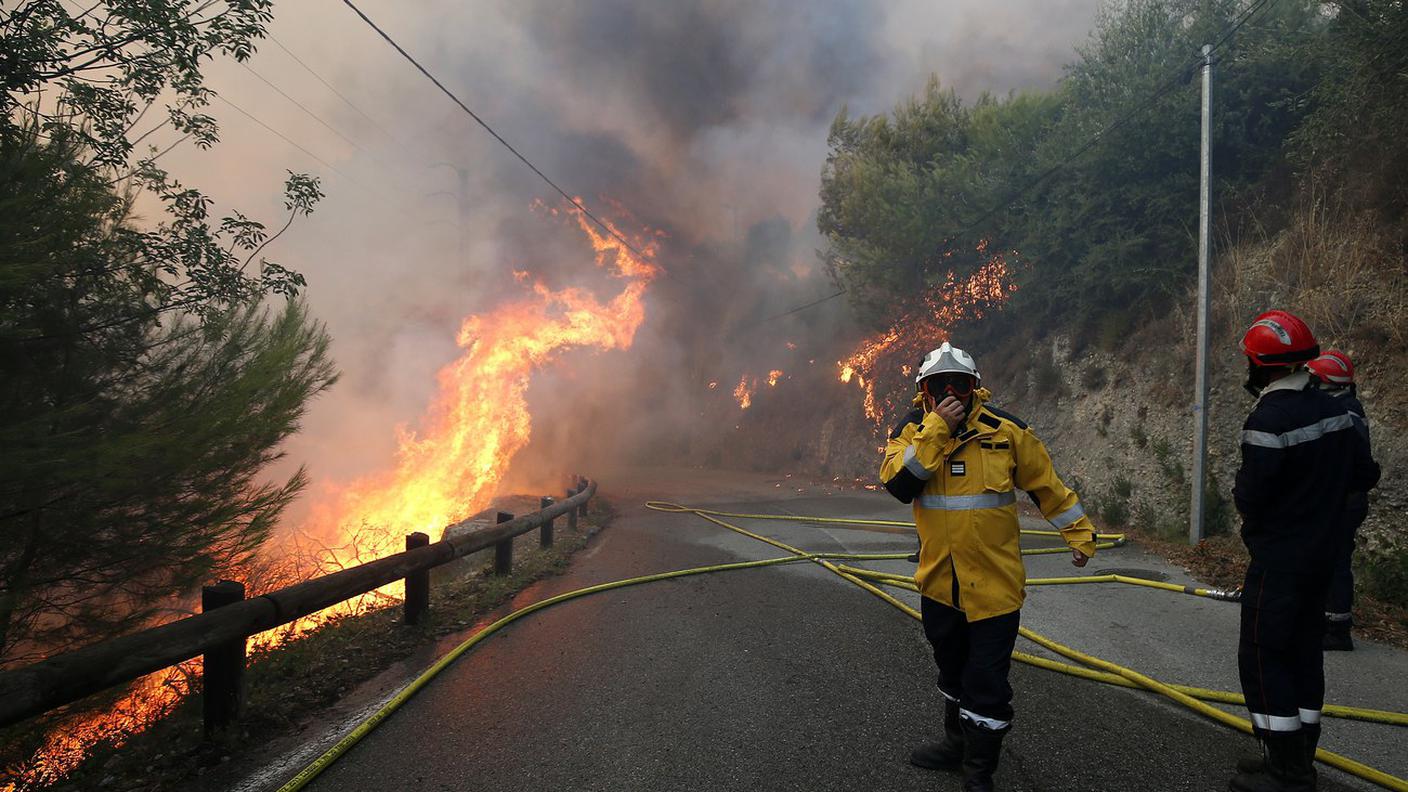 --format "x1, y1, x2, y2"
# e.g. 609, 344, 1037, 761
1220, 184, 1408, 351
